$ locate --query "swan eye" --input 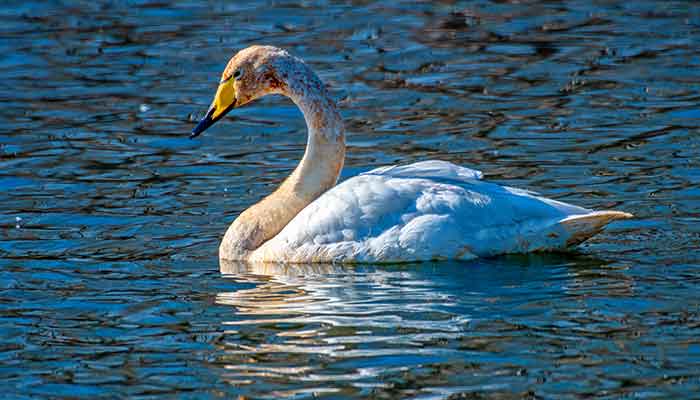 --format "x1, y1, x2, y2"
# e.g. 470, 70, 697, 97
233, 69, 243, 80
